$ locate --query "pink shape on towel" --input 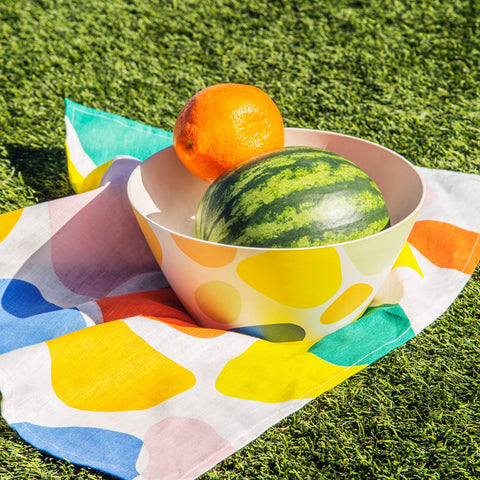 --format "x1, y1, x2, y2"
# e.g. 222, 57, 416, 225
422, 182, 439, 209
48, 179, 160, 298
141, 416, 235, 480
